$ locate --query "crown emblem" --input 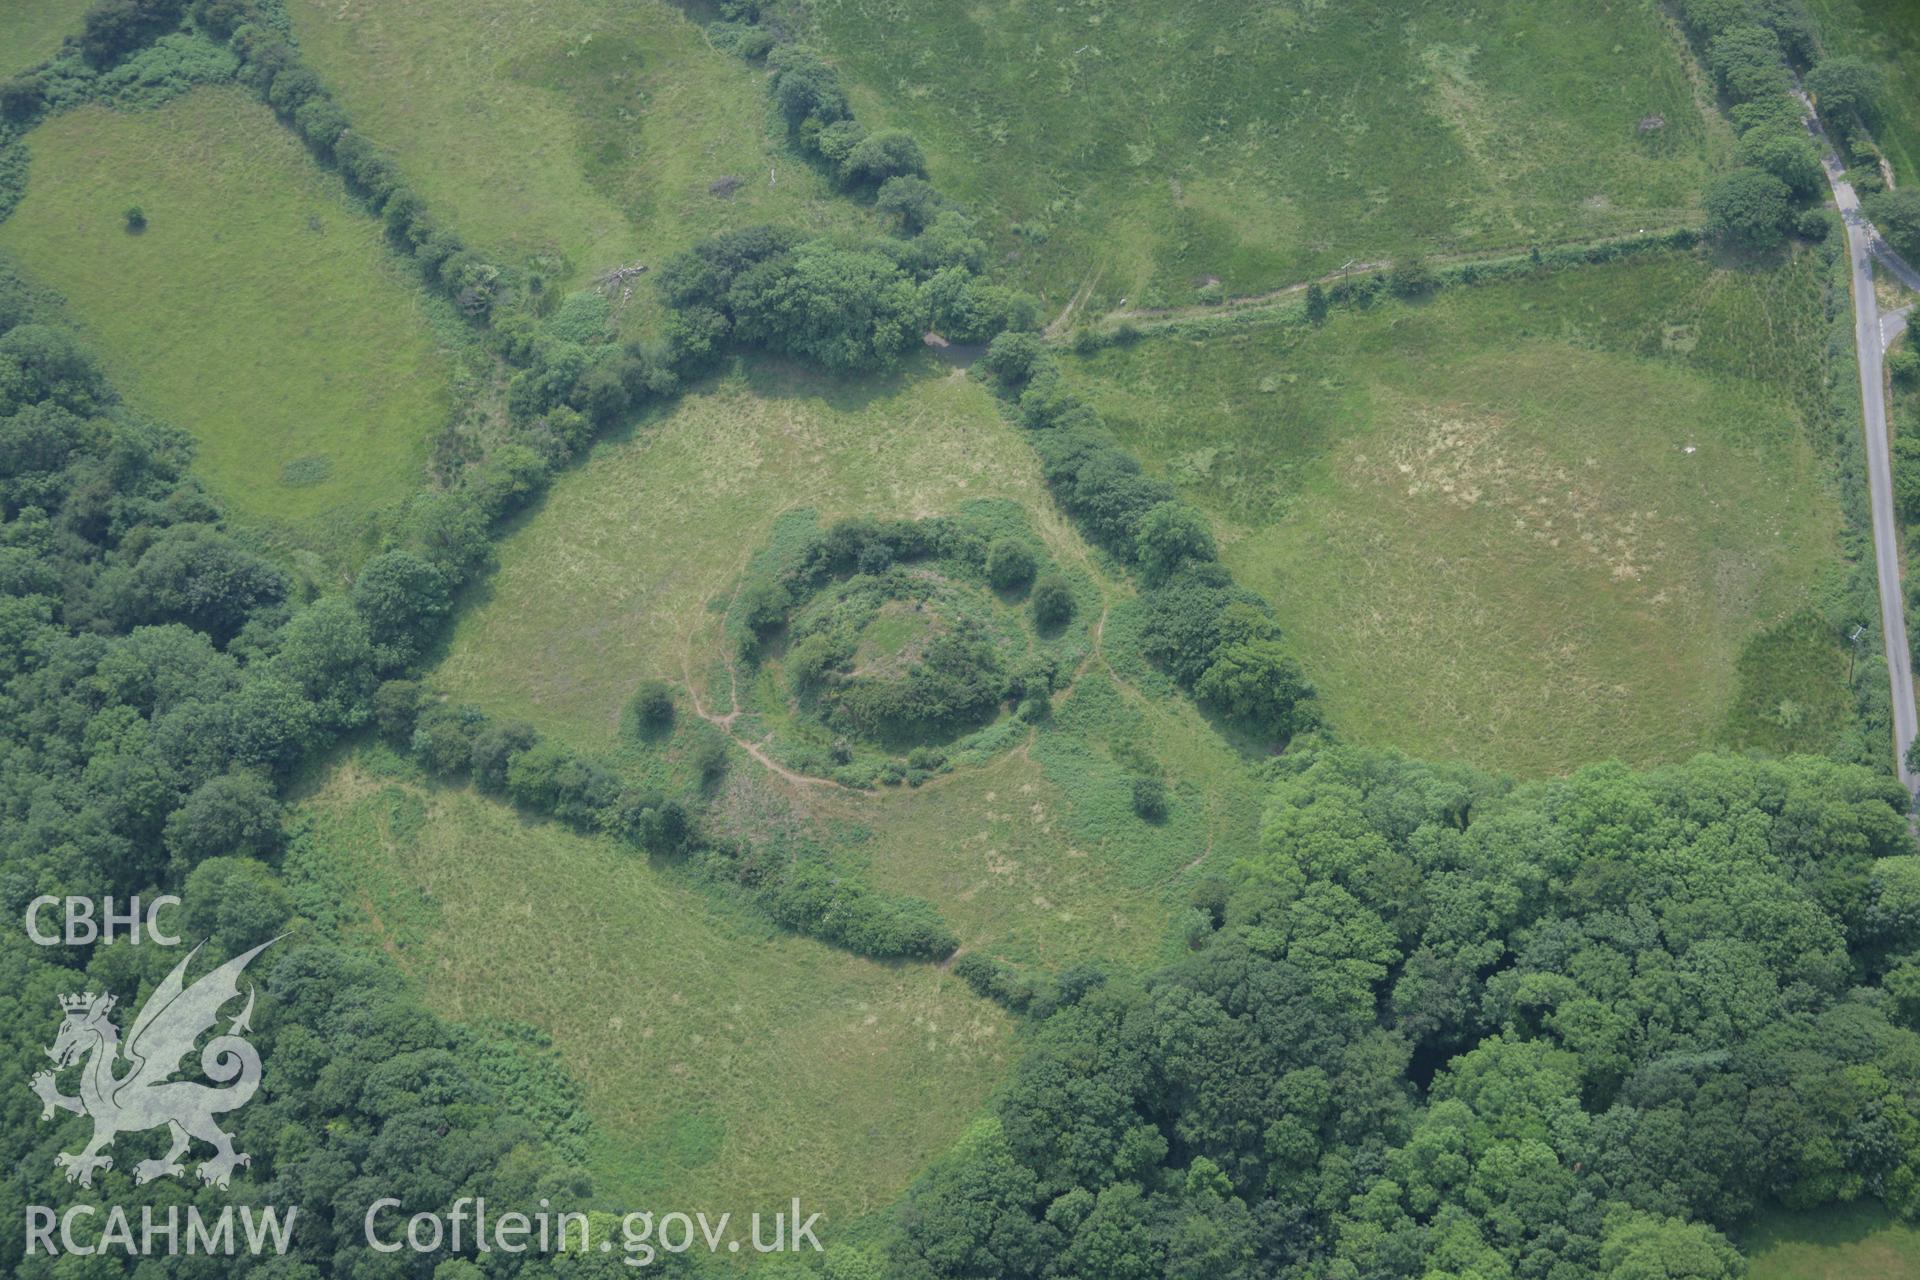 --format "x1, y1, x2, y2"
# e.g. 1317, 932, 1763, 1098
60, 992, 109, 1015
